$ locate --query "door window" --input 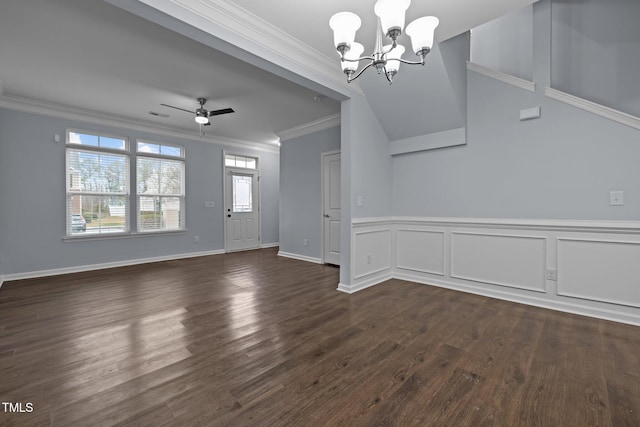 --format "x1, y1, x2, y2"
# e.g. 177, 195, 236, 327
232, 174, 253, 212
